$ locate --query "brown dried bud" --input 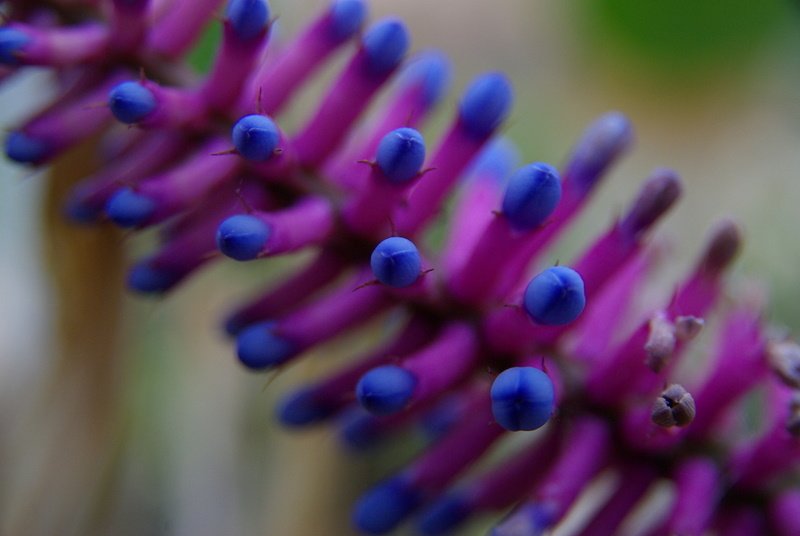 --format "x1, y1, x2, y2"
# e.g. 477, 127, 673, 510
644, 314, 676, 373
699, 219, 742, 276
651, 384, 696, 427
768, 341, 800, 389
674, 316, 704, 342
